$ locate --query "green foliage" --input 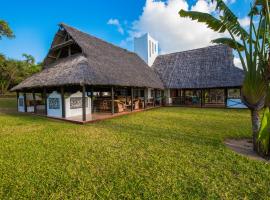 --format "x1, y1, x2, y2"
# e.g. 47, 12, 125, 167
1, 107, 269, 199
0, 54, 41, 94
258, 107, 270, 154
0, 20, 14, 39
212, 38, 245, 51
179, 0, 270, 155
